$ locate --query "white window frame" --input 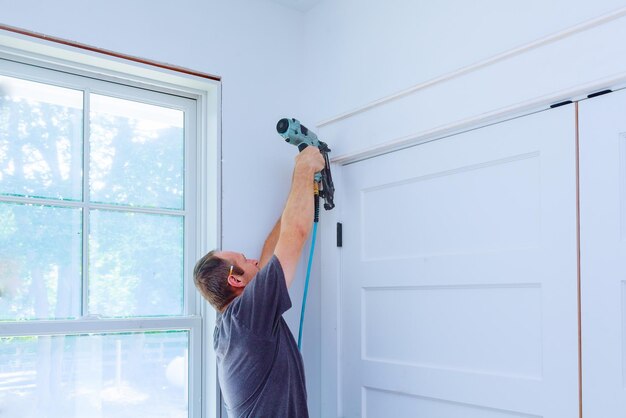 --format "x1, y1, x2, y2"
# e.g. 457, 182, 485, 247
0, 29, 221, 418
